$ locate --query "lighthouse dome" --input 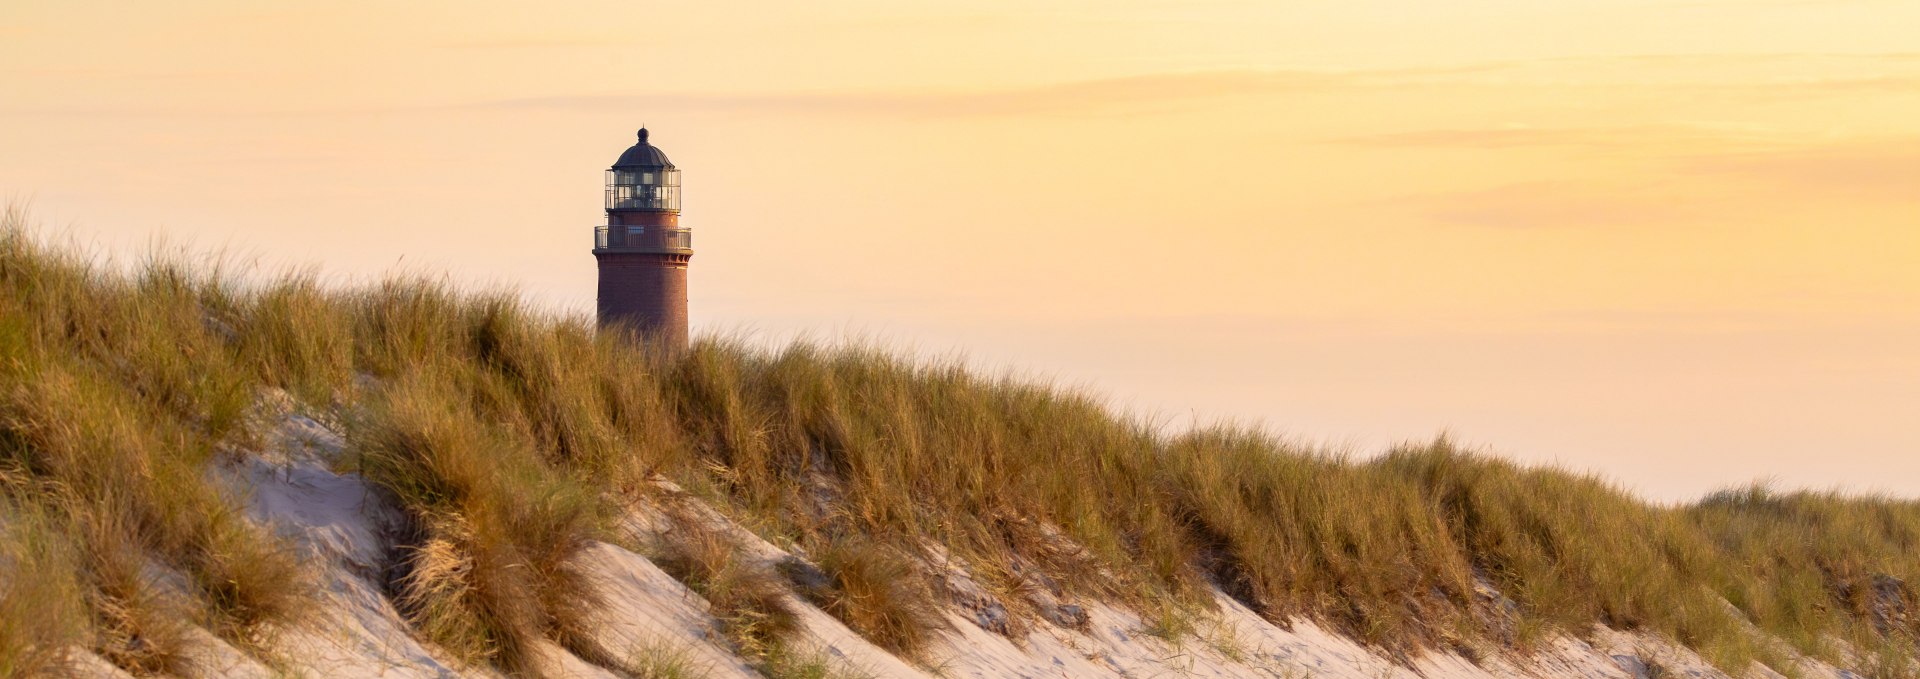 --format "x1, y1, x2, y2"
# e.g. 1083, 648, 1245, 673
612, 128, 674, 169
